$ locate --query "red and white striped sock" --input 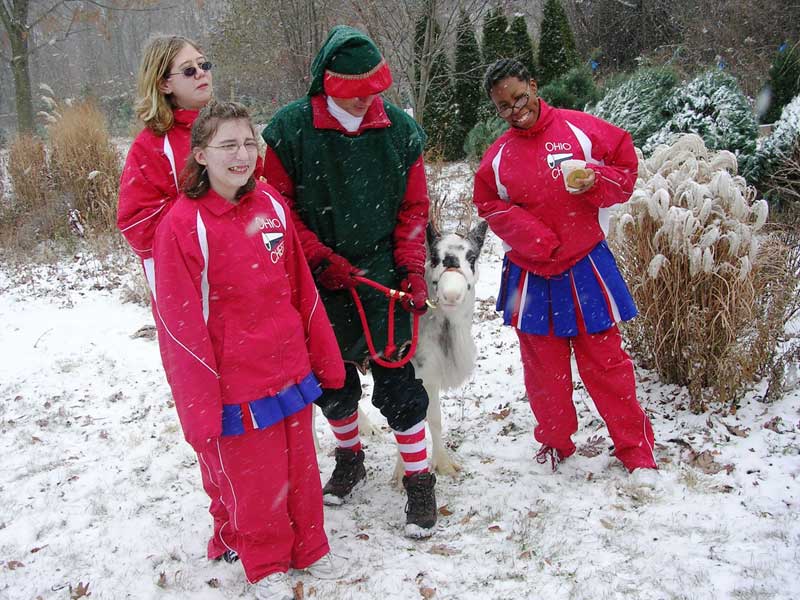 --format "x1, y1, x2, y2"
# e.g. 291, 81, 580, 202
394, 421, 429, 476
328, 412, 362, 454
